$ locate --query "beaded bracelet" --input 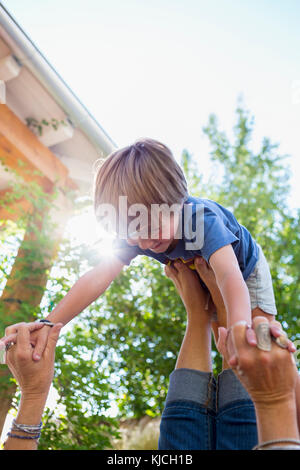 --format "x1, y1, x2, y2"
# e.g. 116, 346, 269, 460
12, 419, 43, 435
7, 432, 41, 440
36, 319, 55, 327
